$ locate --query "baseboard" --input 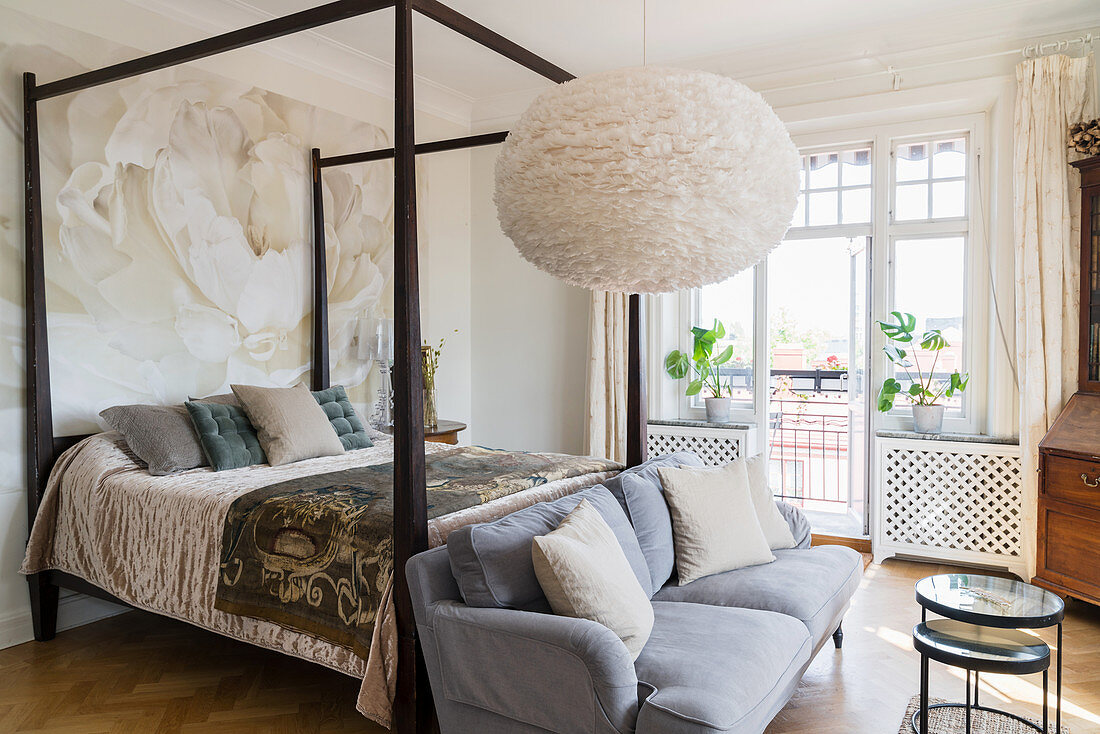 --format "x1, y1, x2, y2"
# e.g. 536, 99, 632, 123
0, 591, 129, 649
812, 533, 872, 554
